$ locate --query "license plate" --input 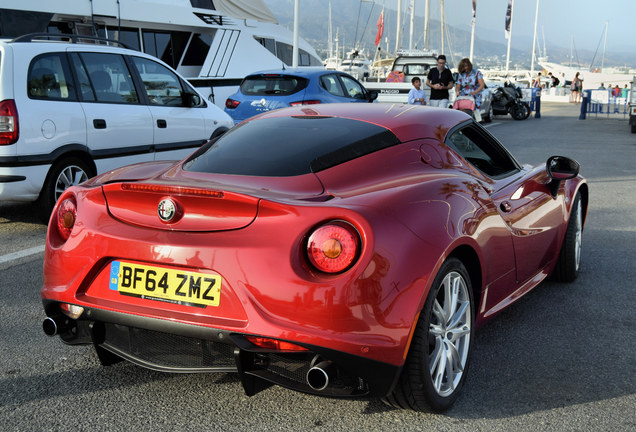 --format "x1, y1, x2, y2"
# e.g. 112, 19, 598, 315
109, 261, 221, 308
